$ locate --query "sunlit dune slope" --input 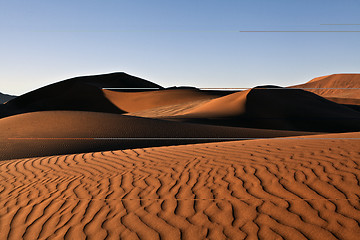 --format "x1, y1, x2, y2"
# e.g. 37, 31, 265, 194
1, 132, 359, 239
290, 74, 360, 99
102, 87, 226, 113
0, 110, 315, 161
